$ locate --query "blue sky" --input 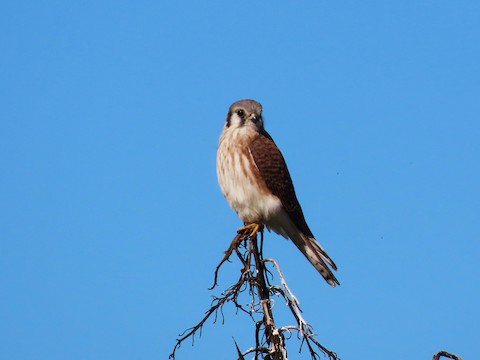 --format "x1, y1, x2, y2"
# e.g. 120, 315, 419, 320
1, 1, 479, 359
